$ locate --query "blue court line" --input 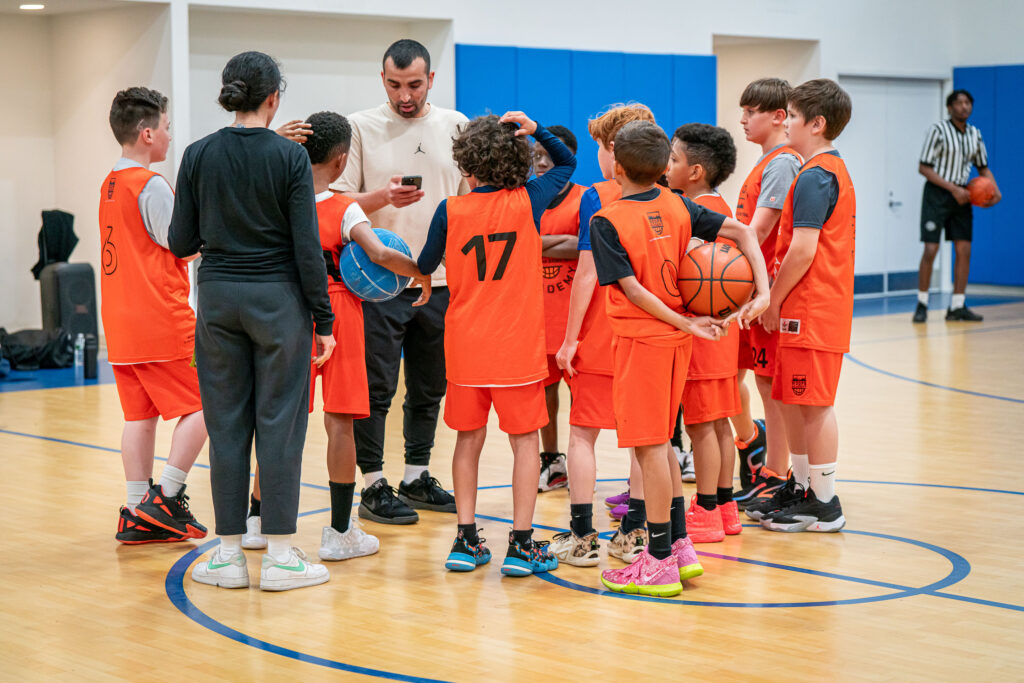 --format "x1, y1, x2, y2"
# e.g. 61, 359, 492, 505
843, 353, 1024, 404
